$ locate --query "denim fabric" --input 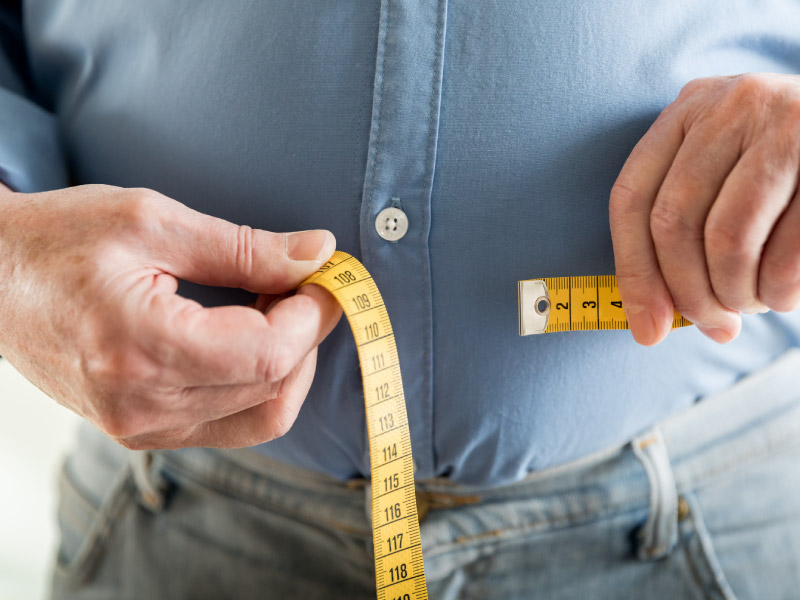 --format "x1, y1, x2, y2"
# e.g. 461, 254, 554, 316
2, 0, 795, 484
51, 350, 800, 599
